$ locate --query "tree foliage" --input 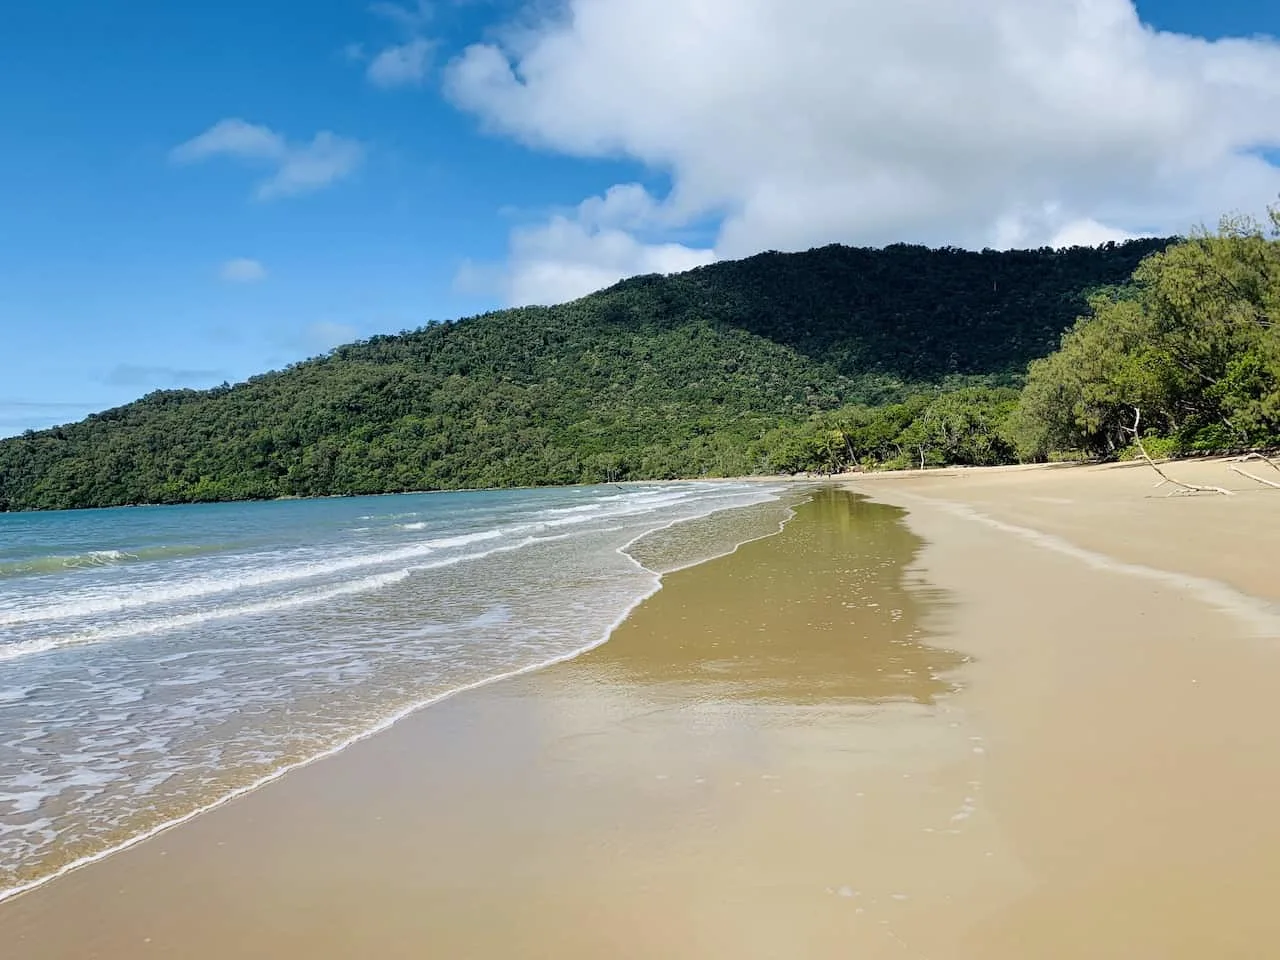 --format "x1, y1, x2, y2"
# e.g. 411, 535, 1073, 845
1011, 212, 1280, 460
753, 388, 1019, 474
0, 239, 1170, 510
